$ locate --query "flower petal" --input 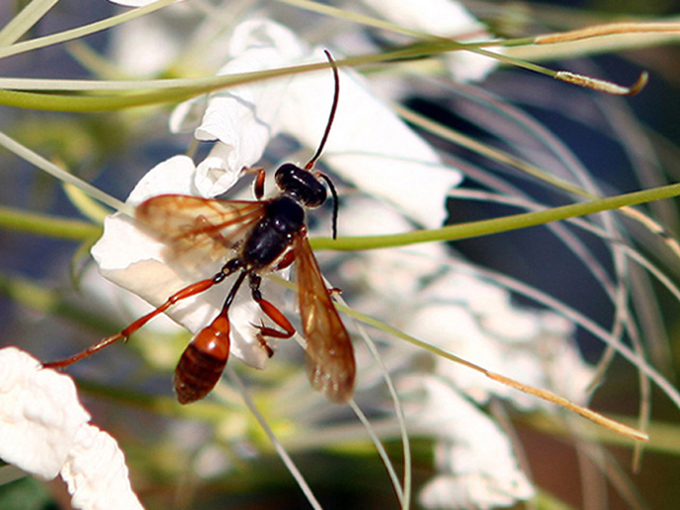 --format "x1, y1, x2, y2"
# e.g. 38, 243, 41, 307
184, 18, 462, 228
403, 375, 534, 509
170, 19, 308, 197
127, 154, 199, 204
0, 347, 90, 480
193, 143, 247, 198
361, 0, 500, 82
279, 54, 461, 228
61, 424, 144, 510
